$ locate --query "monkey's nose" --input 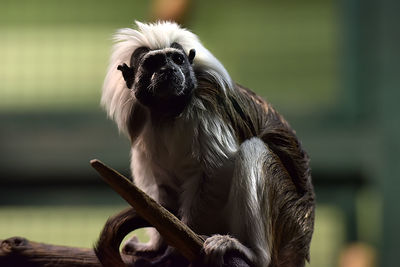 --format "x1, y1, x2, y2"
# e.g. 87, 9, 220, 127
159, 66, 175, 75
143, 53, 167, 71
